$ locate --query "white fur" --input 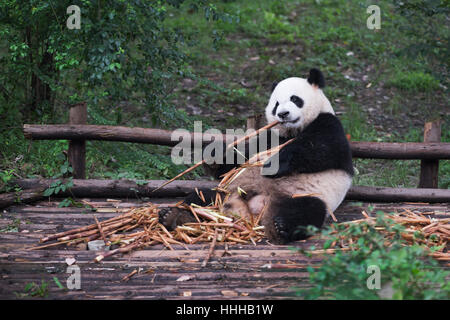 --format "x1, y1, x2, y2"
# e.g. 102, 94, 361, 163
265, 77, 334, 136
226, 167, 352, 216
271, 169, 352, 212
